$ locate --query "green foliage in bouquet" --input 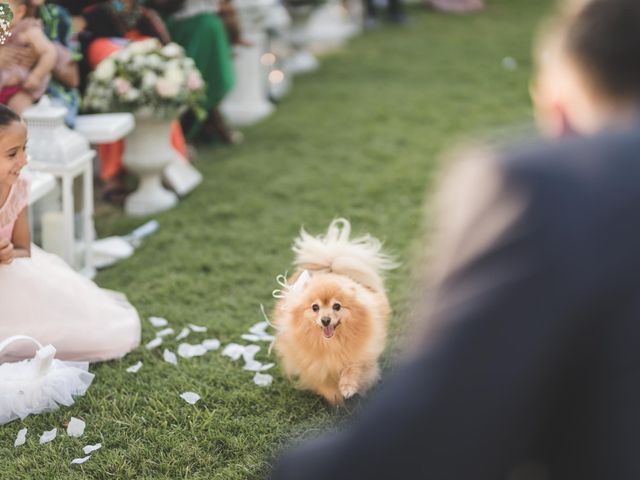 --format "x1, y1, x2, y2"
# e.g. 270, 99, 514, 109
83, 38, 207, 119
0, 3, 13, 45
